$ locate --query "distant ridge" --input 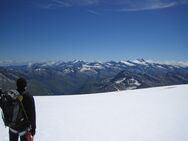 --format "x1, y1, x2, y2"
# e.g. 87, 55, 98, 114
1, 59, 188, 67
0, 59, 188, 95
